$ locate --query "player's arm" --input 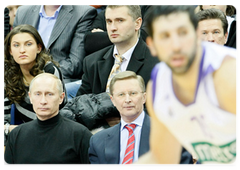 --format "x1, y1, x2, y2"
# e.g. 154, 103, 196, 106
138, 80, 182, 164
213, 56, 236, 114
